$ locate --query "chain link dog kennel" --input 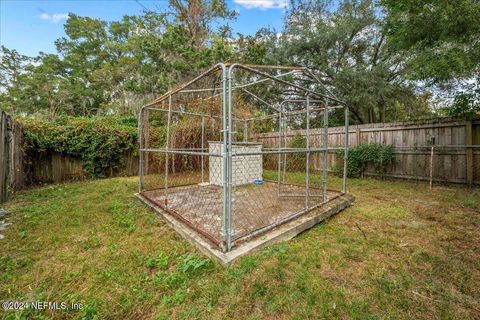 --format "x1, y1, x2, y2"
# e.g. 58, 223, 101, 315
136, 63, 352, 261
